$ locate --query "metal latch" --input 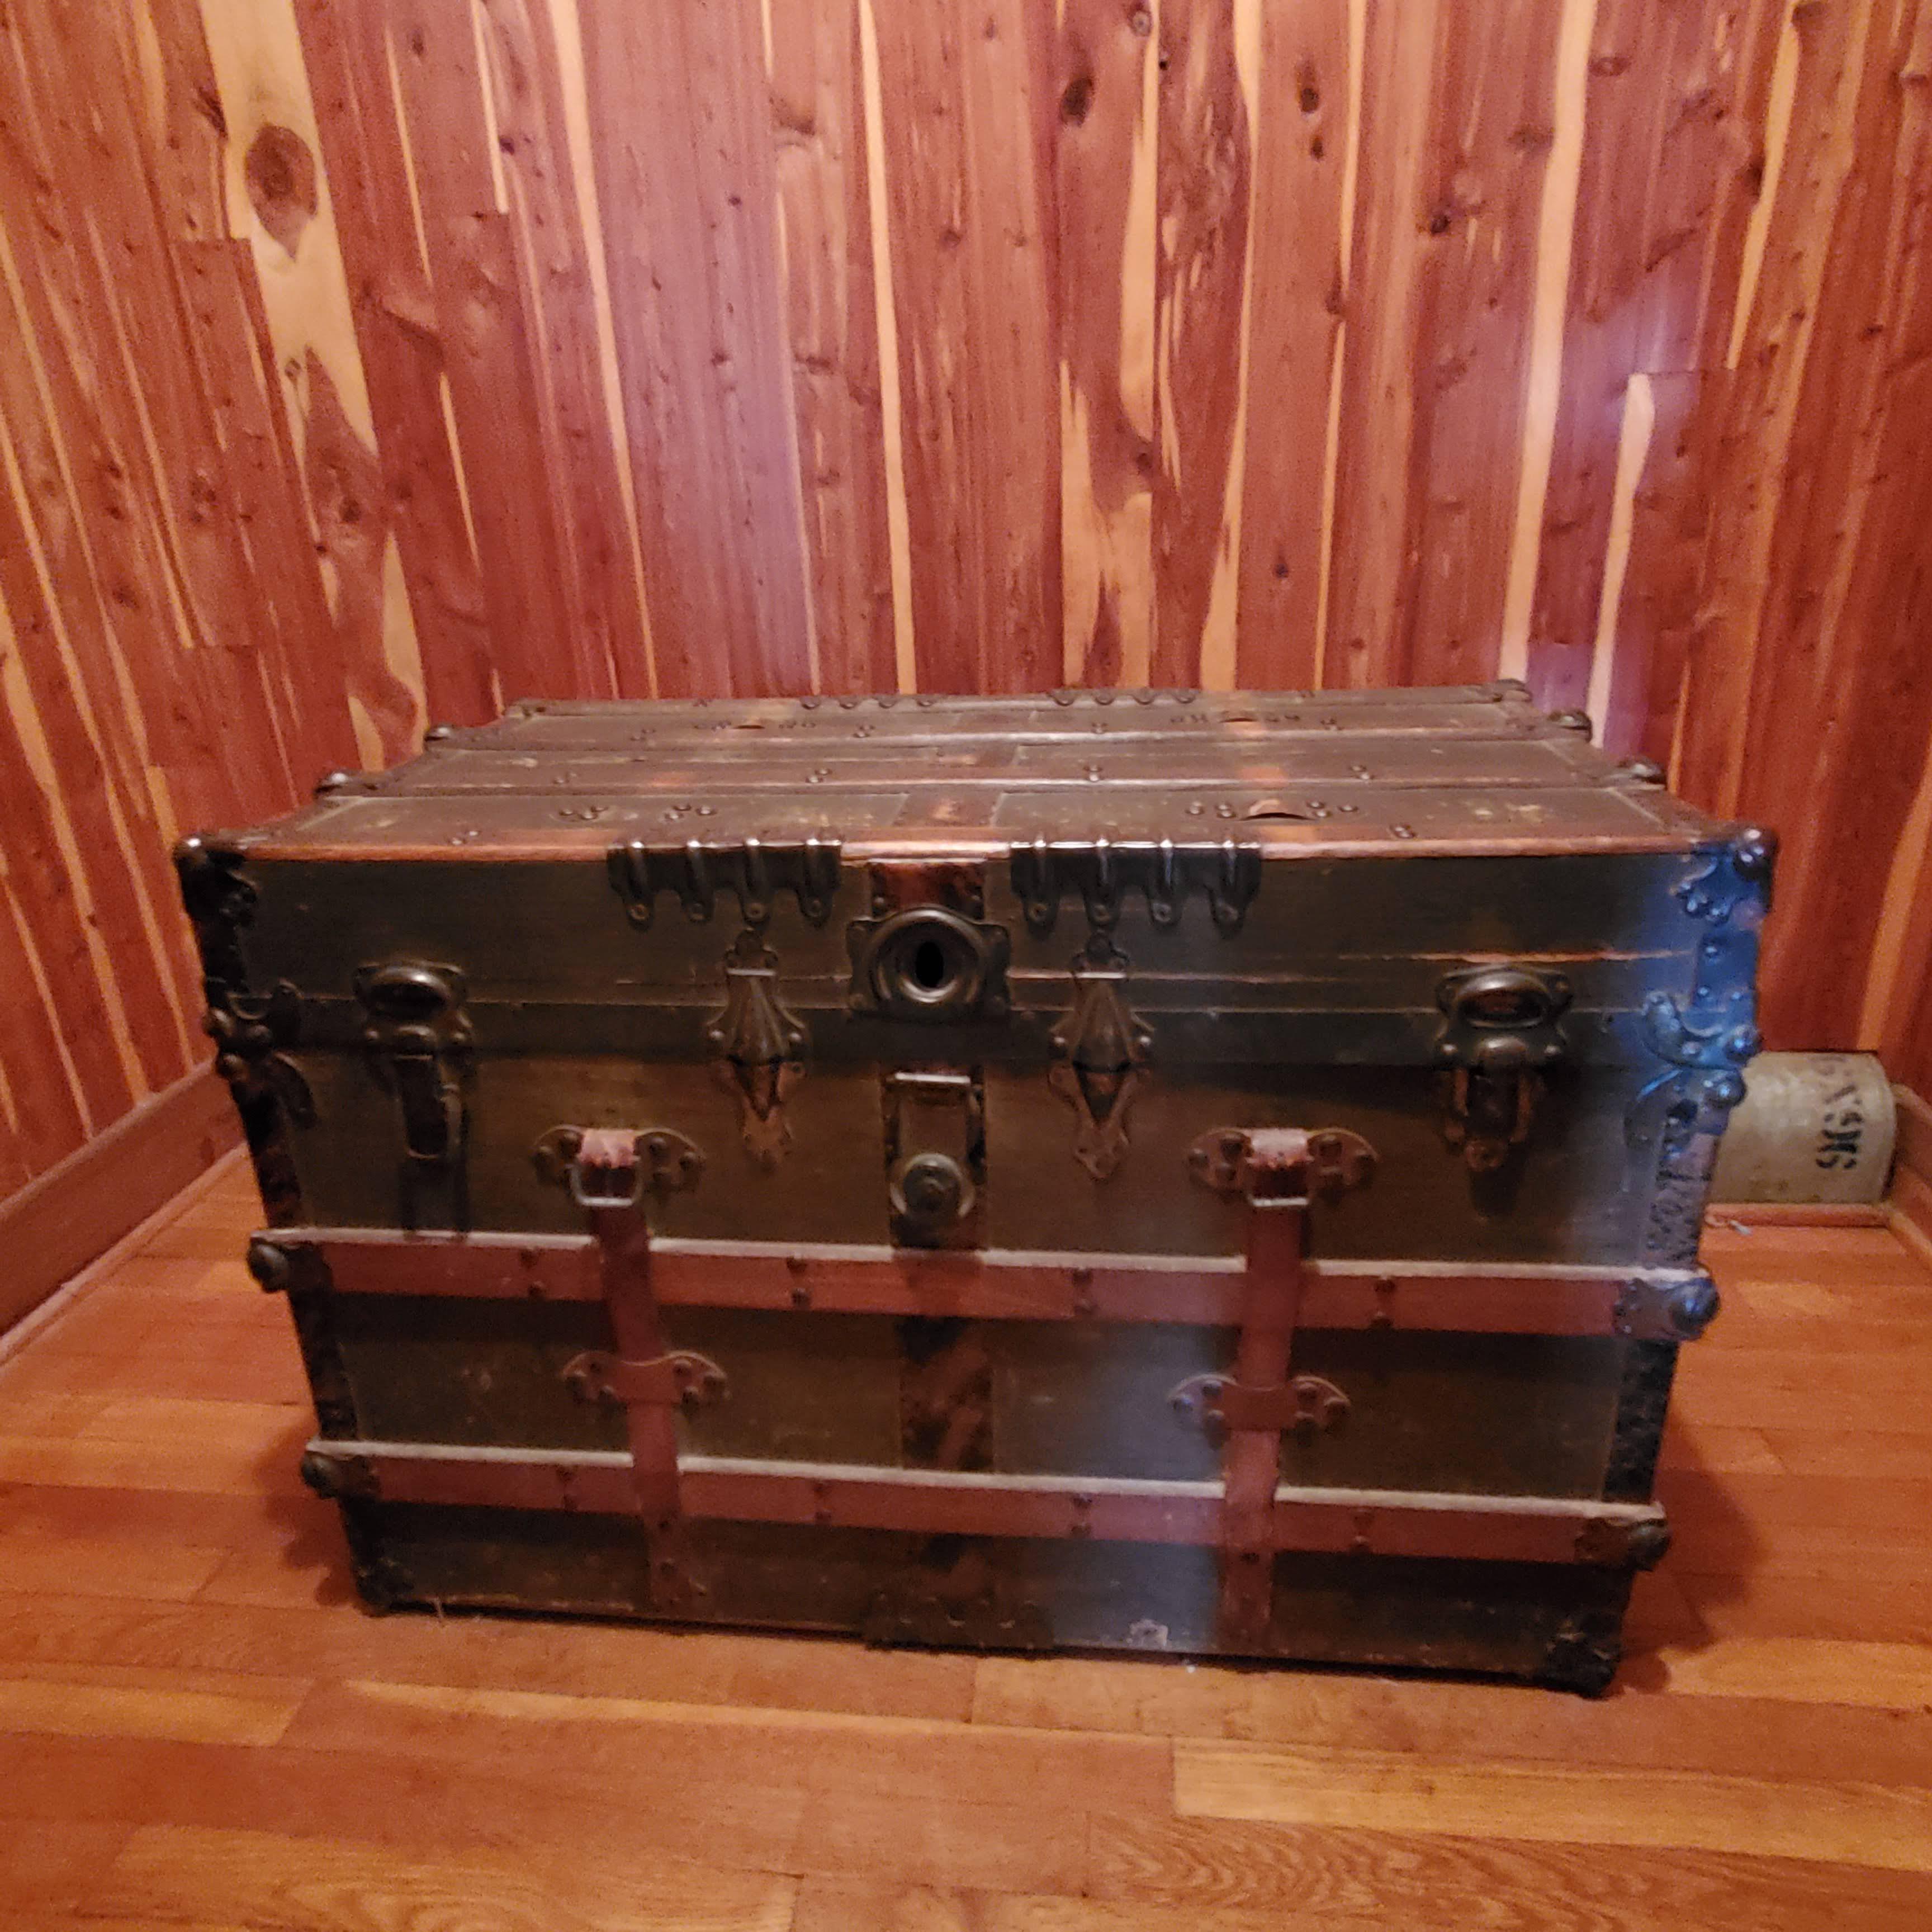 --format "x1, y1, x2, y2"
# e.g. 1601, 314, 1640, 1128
1434, 965, 1571, 1170
356, 963, 473, 1166
882, 1068, 986, 1248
